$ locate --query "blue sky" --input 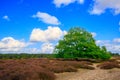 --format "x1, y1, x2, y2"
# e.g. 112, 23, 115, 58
0, 0, 120, 53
